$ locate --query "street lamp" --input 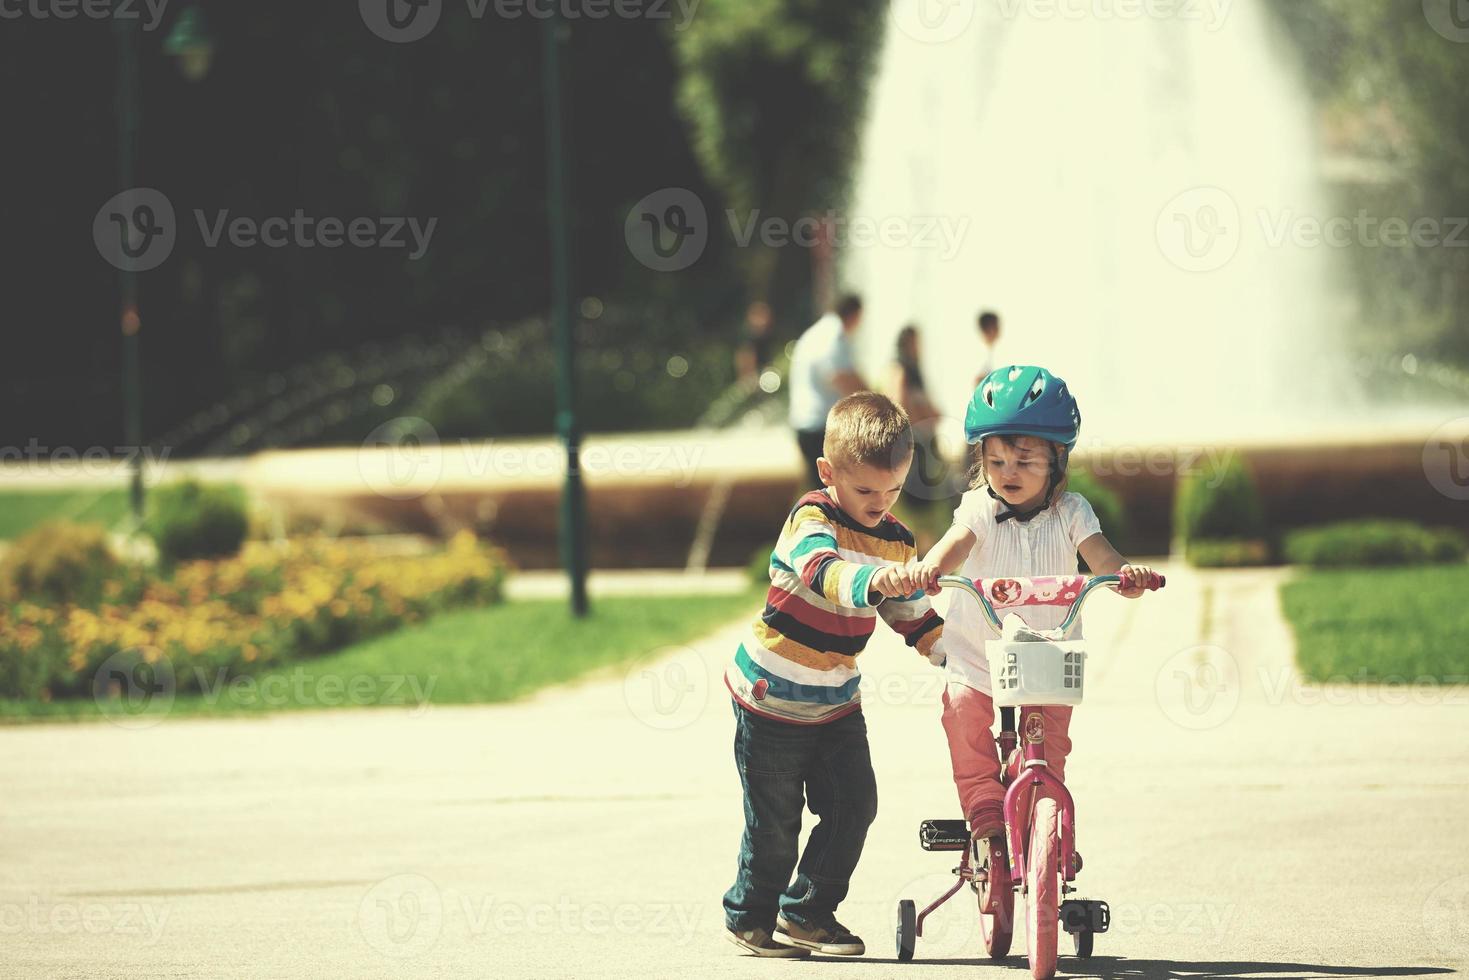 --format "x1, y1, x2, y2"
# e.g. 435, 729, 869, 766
542, 12, 589, 617
115, 4, 214, 522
